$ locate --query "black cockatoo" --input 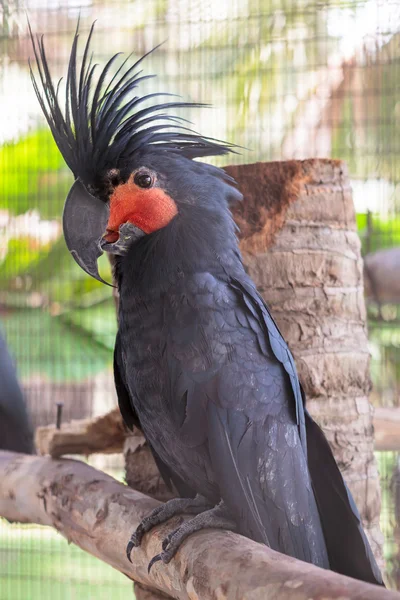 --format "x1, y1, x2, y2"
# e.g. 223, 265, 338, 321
0, 326, 34, 454
30, 23, 383, 585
